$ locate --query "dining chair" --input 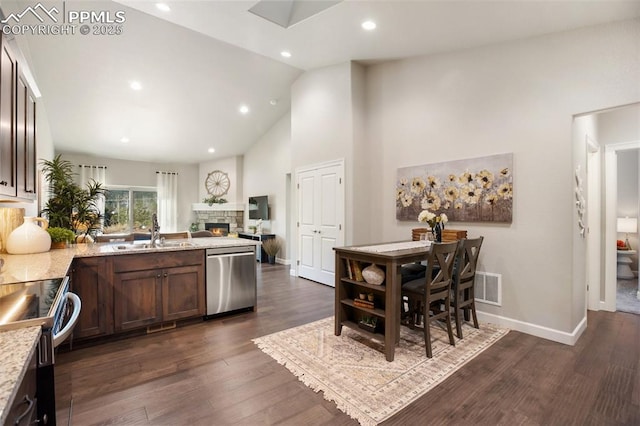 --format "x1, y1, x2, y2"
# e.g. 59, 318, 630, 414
190, 230, 214, 238
159, 231, 190, 240
95, 233, 134, 243
401, 240, 459, 358
450, 236, 484, 338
